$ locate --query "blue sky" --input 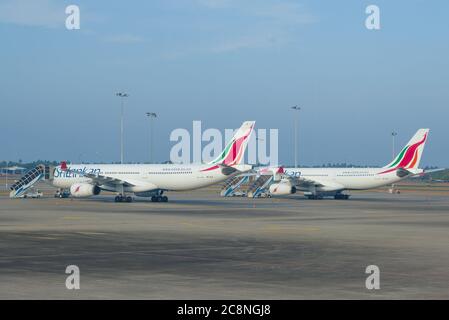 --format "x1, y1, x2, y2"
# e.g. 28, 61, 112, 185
1, 0, 448, 166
